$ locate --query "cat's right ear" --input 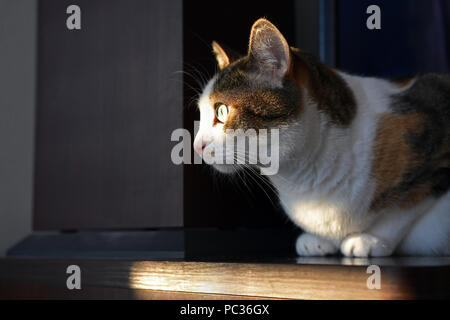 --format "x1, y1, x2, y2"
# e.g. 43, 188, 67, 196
248, 18, 291, 83
212, 41, 239, 70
